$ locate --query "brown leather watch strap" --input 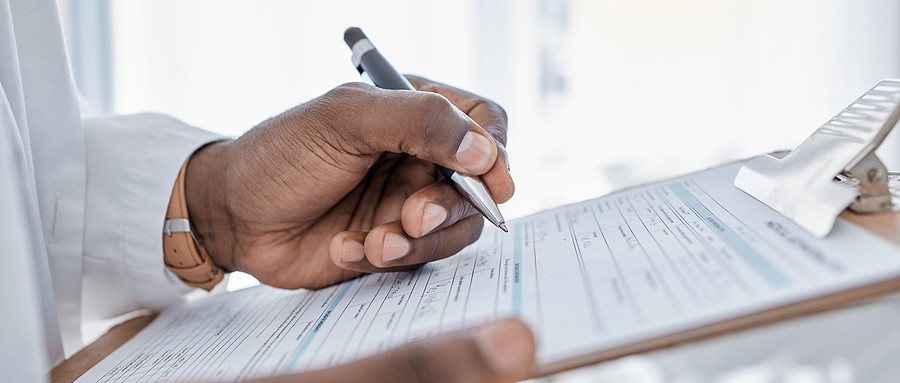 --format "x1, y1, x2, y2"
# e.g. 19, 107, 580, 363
163, 157, 224, 291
